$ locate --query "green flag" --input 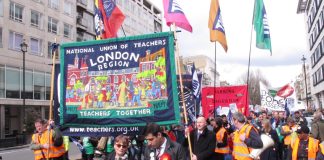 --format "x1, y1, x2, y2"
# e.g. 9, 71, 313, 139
253, 0, 272, 54
268, 89, 277, 97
